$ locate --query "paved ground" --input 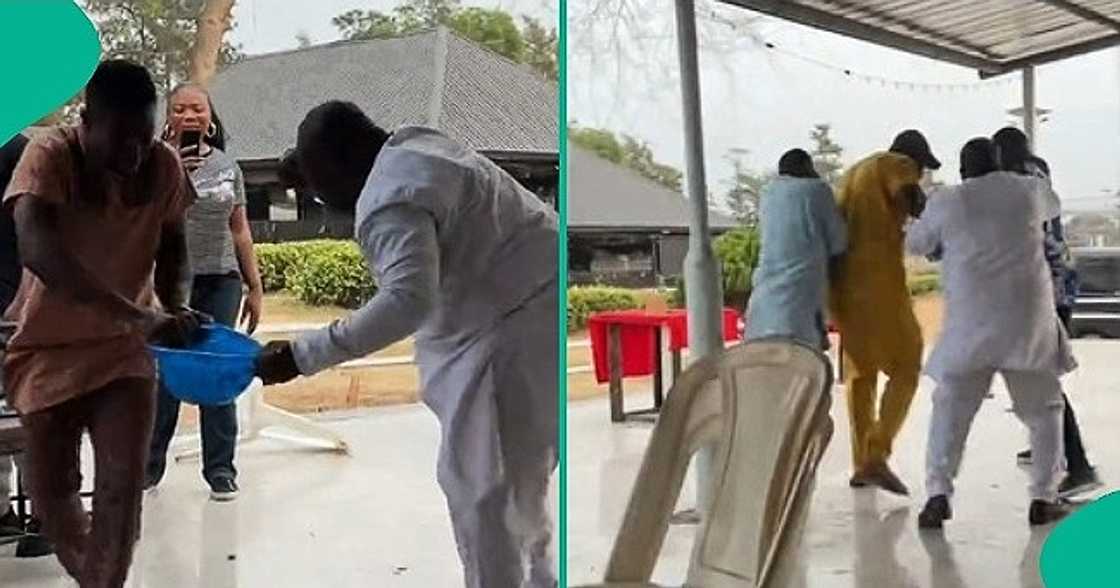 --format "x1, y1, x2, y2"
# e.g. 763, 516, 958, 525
2, 404, 559, 587
568, 340, 1120, 587
3, 339, 1114, 587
